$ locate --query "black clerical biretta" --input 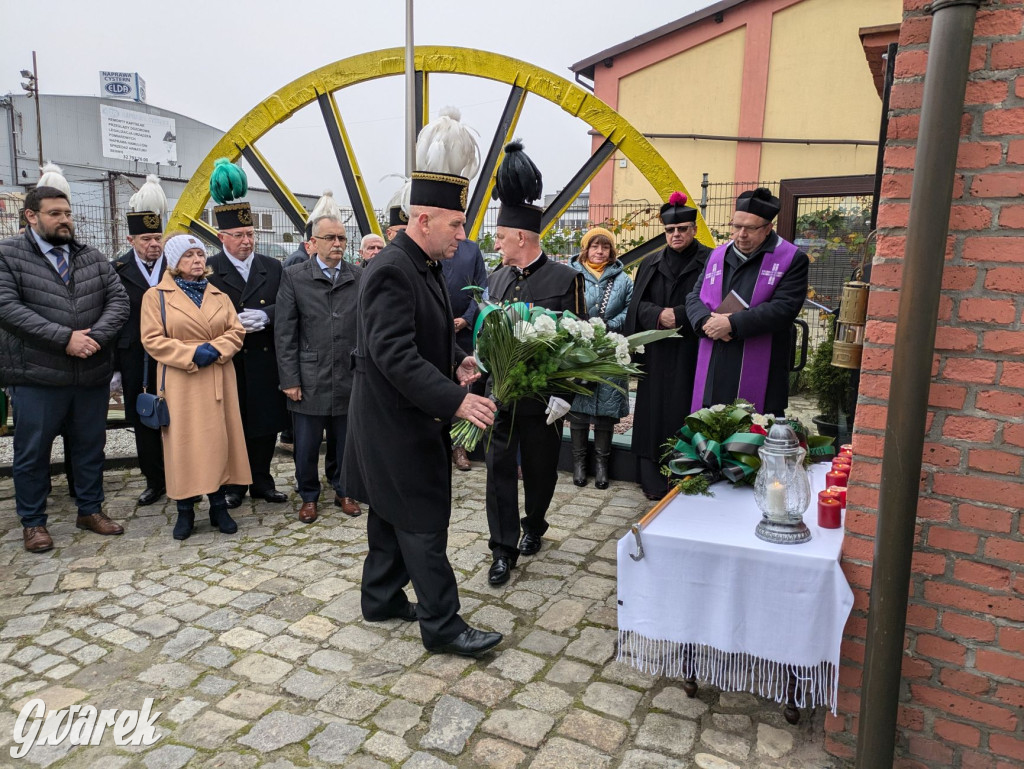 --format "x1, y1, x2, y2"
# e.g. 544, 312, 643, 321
735, 187, 781, 221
